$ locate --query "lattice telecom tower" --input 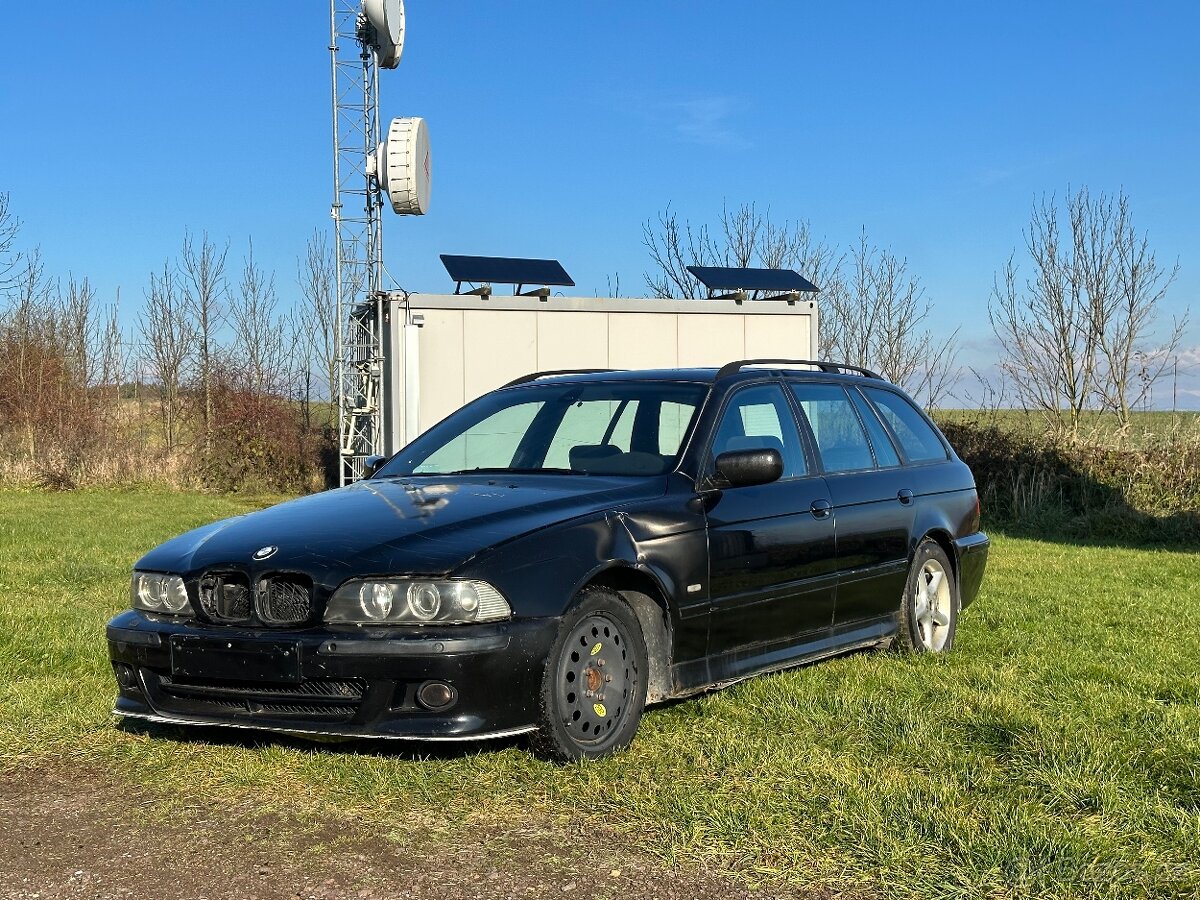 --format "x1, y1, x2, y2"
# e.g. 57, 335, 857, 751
329, 0, 430, 485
